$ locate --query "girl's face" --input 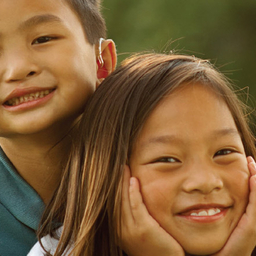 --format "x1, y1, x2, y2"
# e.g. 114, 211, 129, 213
129, 83, 249, 255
